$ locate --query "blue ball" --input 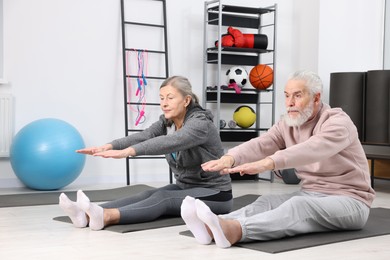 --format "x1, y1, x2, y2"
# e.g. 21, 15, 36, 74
10, 118, 86, 190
